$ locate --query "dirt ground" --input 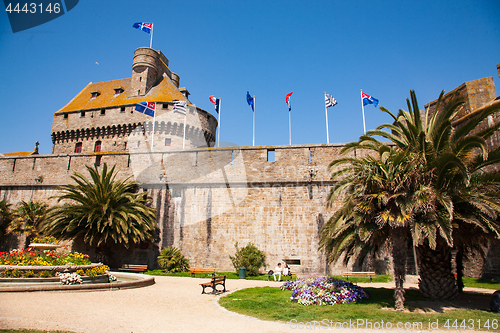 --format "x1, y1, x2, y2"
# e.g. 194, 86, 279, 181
0, 275, 497, 333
